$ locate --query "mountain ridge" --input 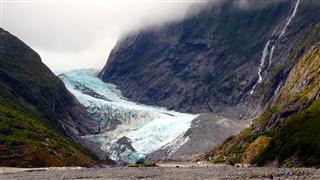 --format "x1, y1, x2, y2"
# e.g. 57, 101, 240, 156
0, 28, 106, 167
